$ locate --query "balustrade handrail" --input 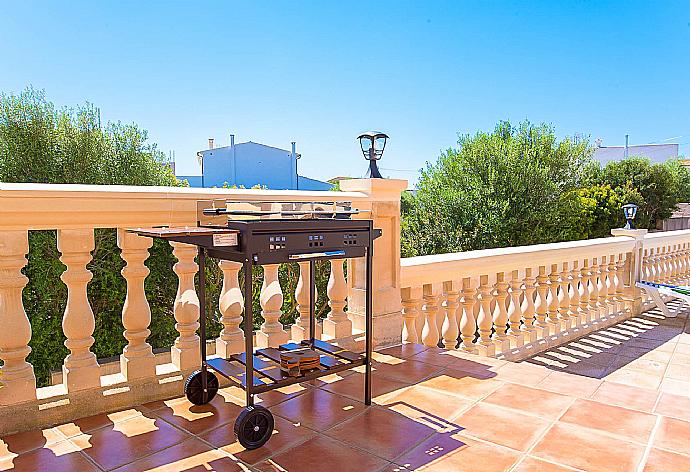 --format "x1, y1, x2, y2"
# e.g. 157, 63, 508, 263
643, 229, 690, 248
401, 235, 636, 287
0, 182, 367, 230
